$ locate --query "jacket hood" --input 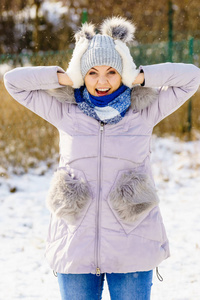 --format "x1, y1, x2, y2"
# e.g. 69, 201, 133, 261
46, 85, 158, 111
